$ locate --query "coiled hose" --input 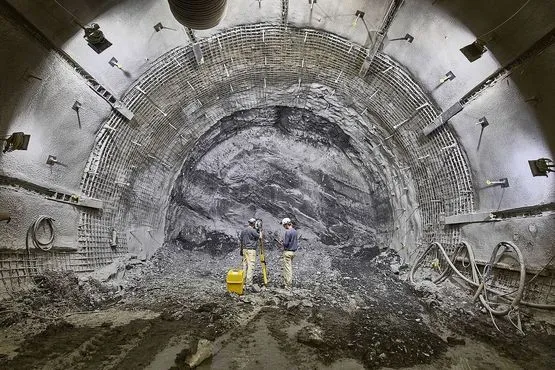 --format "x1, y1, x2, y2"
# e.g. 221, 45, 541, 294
26, 215, 55, 251
409, 241, 555, 315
